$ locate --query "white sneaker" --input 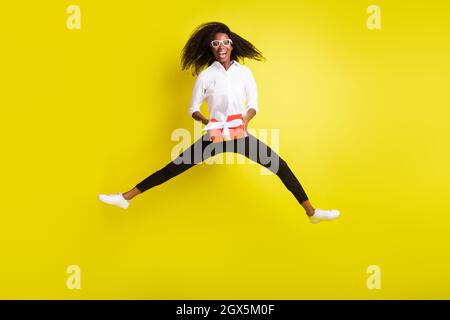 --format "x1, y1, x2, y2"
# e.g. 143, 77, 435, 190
309, 208, 340, 224
98, 193, 130, 209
